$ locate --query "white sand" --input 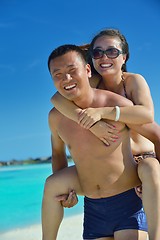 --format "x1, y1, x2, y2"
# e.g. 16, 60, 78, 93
0, 214, 83, 240
0, 214, 149, 240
